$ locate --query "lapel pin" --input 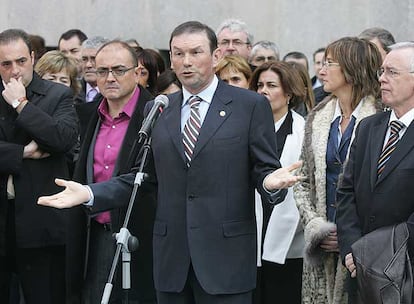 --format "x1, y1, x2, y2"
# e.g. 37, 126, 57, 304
220, 110, 226, 117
